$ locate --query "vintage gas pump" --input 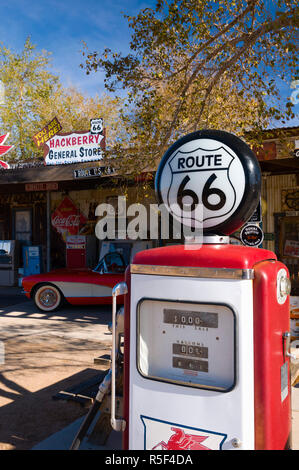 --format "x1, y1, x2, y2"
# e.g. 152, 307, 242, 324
71, 130, 292, 451
112, 130, 293, 451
